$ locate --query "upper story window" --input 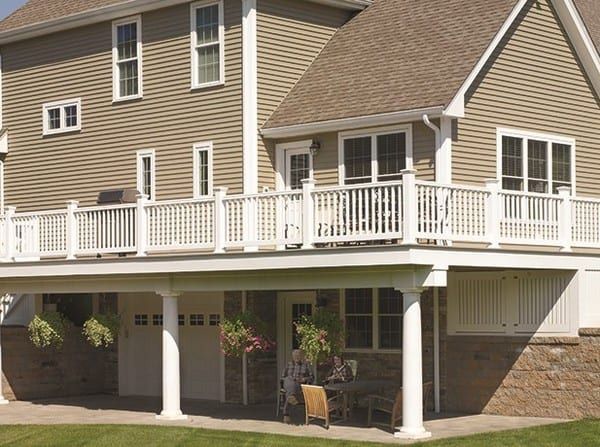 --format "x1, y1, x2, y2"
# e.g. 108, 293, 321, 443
42, 99, 81, 136
193, 142, 213, 198
137, 149, 155, 200
339, 126, 412, 185
191, 0, 224, 89
113, 16, 143, 101
343, 288, 403, 351
498, 129, 575, 194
